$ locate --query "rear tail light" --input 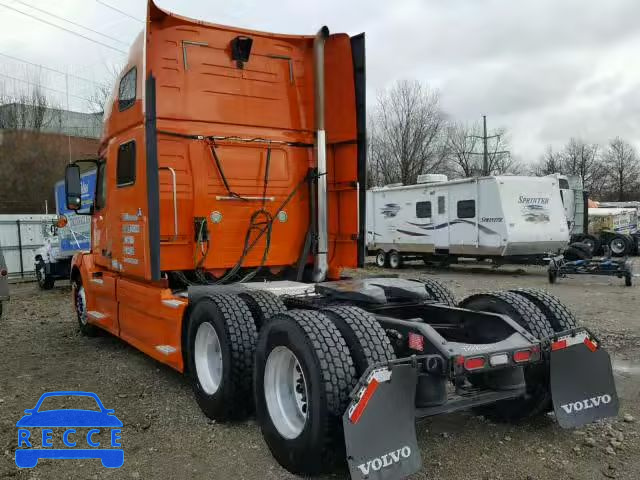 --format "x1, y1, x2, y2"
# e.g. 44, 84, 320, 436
489, 353, 509, 366
408, 332, 424, 352
0, 268, 7, 277
464, 357, 485, 371
513, 349, 532, 363
551, 340, 567, 351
